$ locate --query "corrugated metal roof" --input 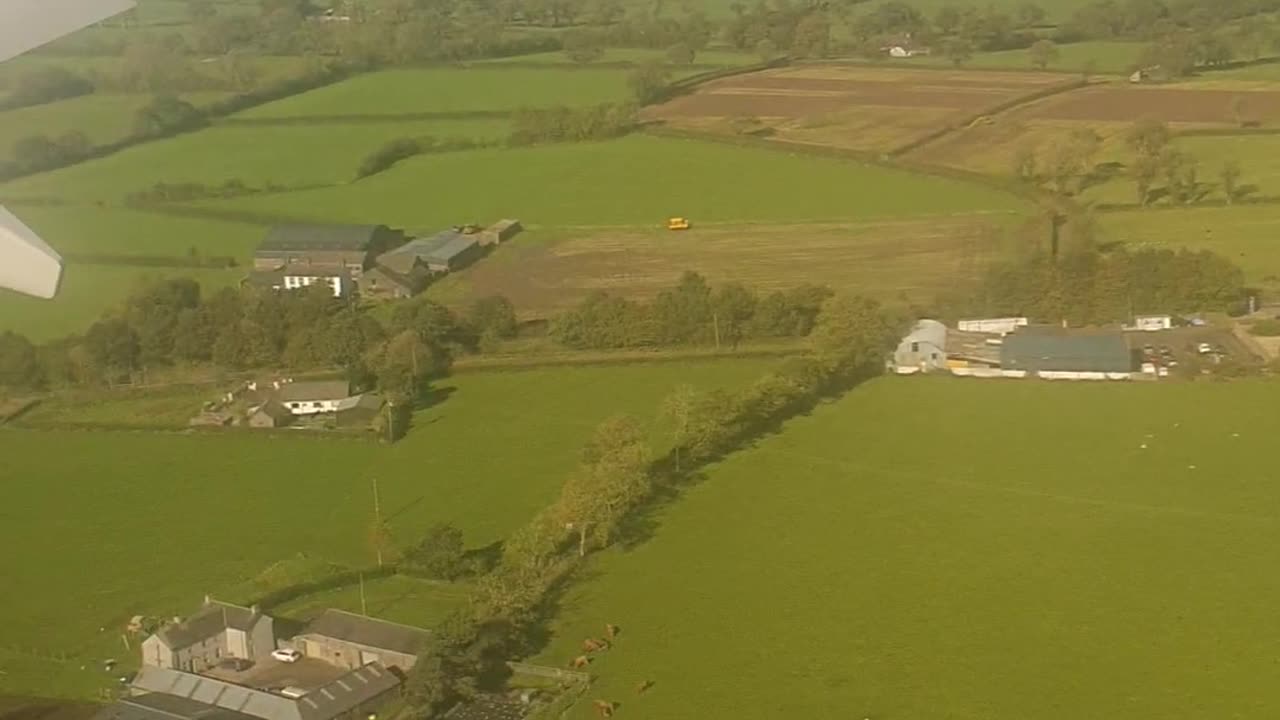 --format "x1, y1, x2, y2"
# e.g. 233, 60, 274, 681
424, 235, 478, 263
276, 381, 351, 403
301, 609, 430, 656
0, 205, 62, 299
259, 225, 384, 253
902, 319, 947, 350
95, 694, 260, 720
1000, 333, 1133, 373
131, 664, 400, 720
